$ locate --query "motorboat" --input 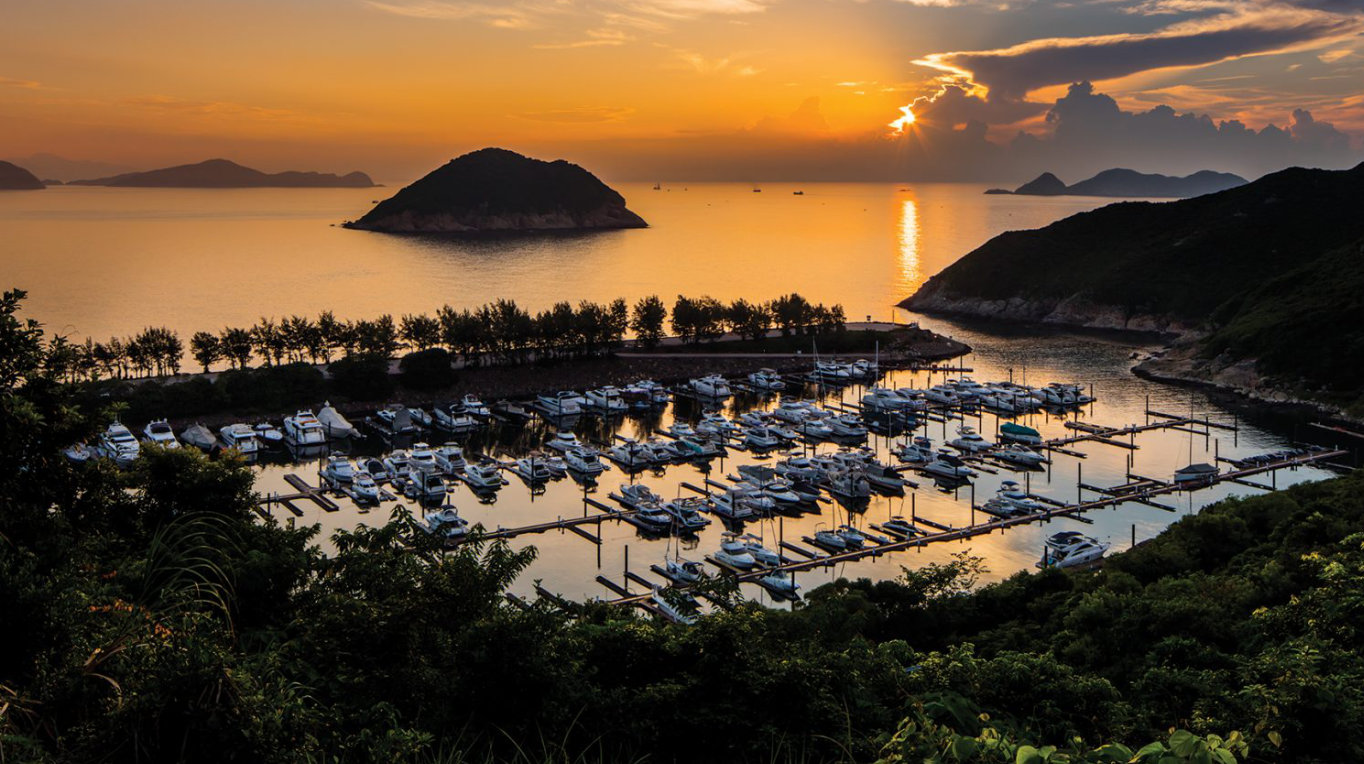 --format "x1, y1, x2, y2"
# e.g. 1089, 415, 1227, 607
827, 414, 868, 440
813, 526, 848, 551
836, 524, 869, 549
775, 455, 827, 483
997, 481, 1044, 513
1040, 383, 1078, 406
283, 410, 327, 446
880, 516, 918, 539
459, 394, 491, 419
862, 388, 912, 414
811, 360, 853, 382
407, 407, 433, 428
710, 490, 759, 521
608, 439, 655, 471
1038, 531, 1109, 569
316, 402, 357, 439
434, 443, 467, 474
490, 399, 532, 425
672, 435, 723, 460
688, 375, 731, 399
663, 497, 711, 531
948, 426, 994, 453
616, 483, 664, 511
850, 358, 878, 378
383, 450, 413, 481
650, 588, 697, 625
696, 413, 738, 437
747, 368, 786, 391
375, 405, 418, 435
863, 462, 909, 493
999, 422, 1044, 446
422, 507, 468, 541
824, 469, 871, 501
405, 471, 448, 503
894, 436, 935, 463
585, 386, 628, 414
63, 443, 93, 463
633, 499, 674, 532
218, 423, 260, 455
744, 426, 784, 450
740, 534, 782, 567
796, 418, 834, 440
921, 451, 976, 480
363, 457, 390, 482
509, 456, 554, 484
141, 419, 181, 449
433, 403, 481, 434
1174, 463, 1219, 485
535, 390, 584, 418
180, 423, 218, 451
923, 385, 960, 406
559, 445, 603, 475
351, 469, 380, 503
758, 569, 799, 598
408, 442, 438, 474
995, 444, 1050, 468
321, 455, 356, 484
714, 532, 757, 570
622, 379, 670, 407
253, 422, 285, 447
546, 431, 583, 452
666, 422, 698, 440
463, 461, 504, 490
